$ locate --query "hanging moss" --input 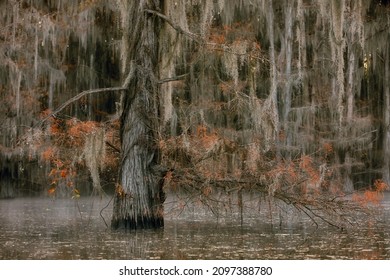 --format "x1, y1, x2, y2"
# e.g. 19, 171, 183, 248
1, 0, 390, 199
